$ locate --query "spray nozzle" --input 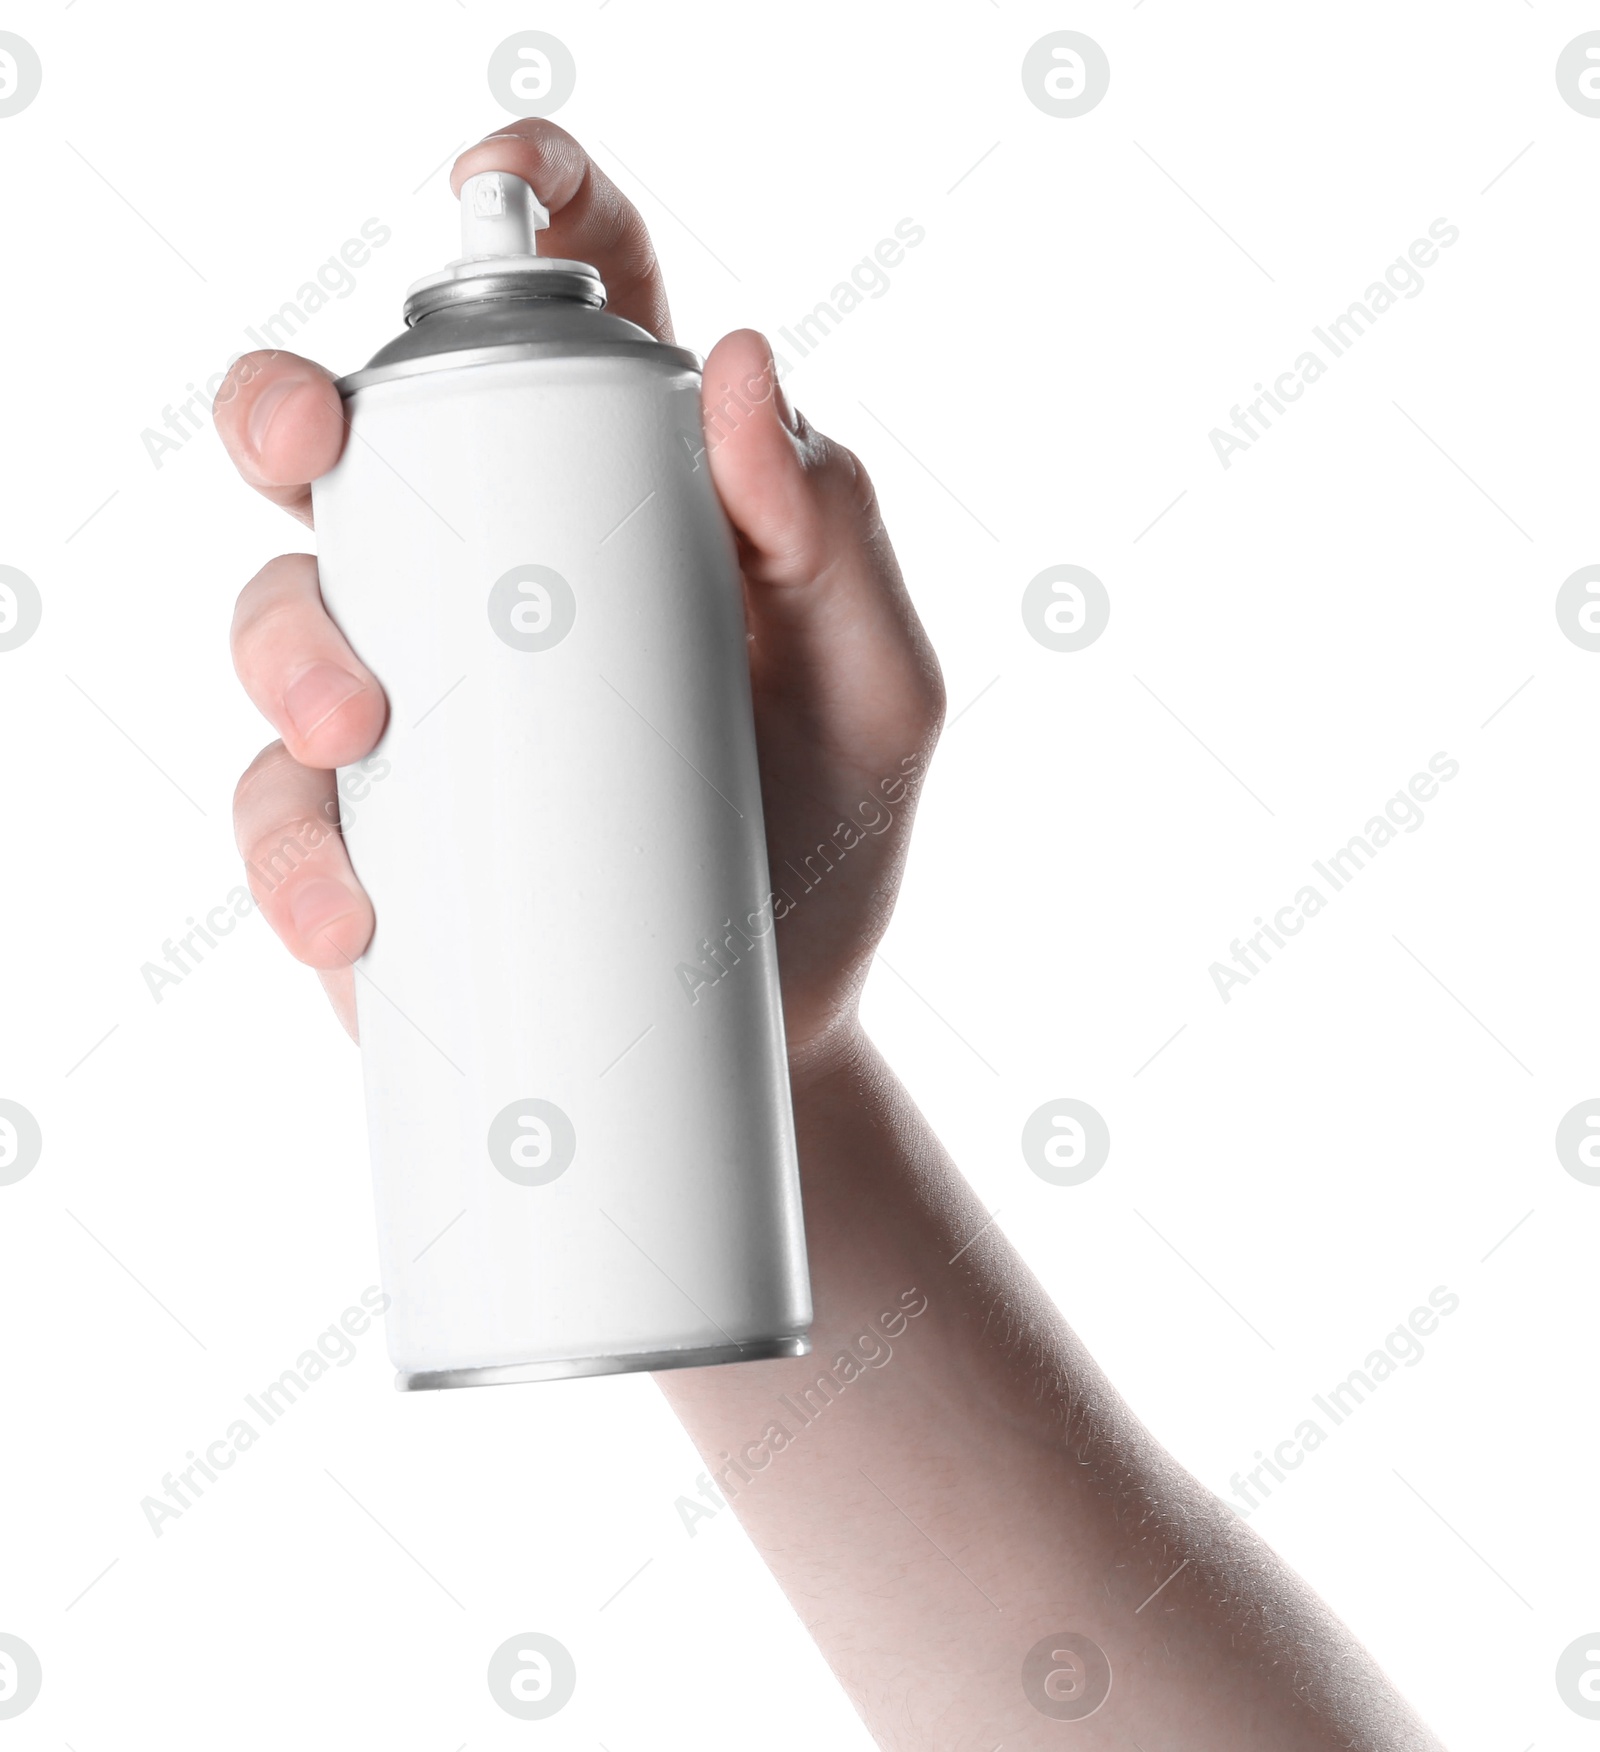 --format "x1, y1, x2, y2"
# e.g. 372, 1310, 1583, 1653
459, 170, 549, 260
400, 167, 602, 323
